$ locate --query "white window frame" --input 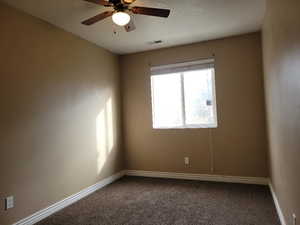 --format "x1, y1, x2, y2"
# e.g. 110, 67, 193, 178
150, 59, 218, 129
